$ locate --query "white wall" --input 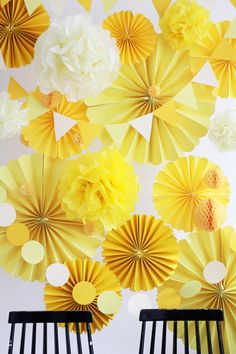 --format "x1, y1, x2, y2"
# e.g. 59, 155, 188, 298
1, 0, 236, 353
